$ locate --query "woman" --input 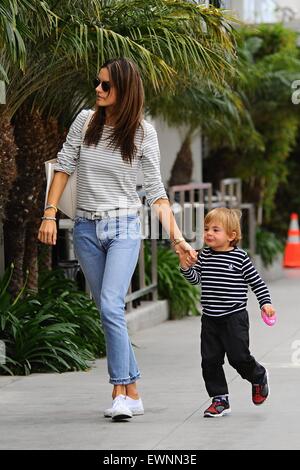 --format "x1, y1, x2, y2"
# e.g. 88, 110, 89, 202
38, 58, 197, 421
